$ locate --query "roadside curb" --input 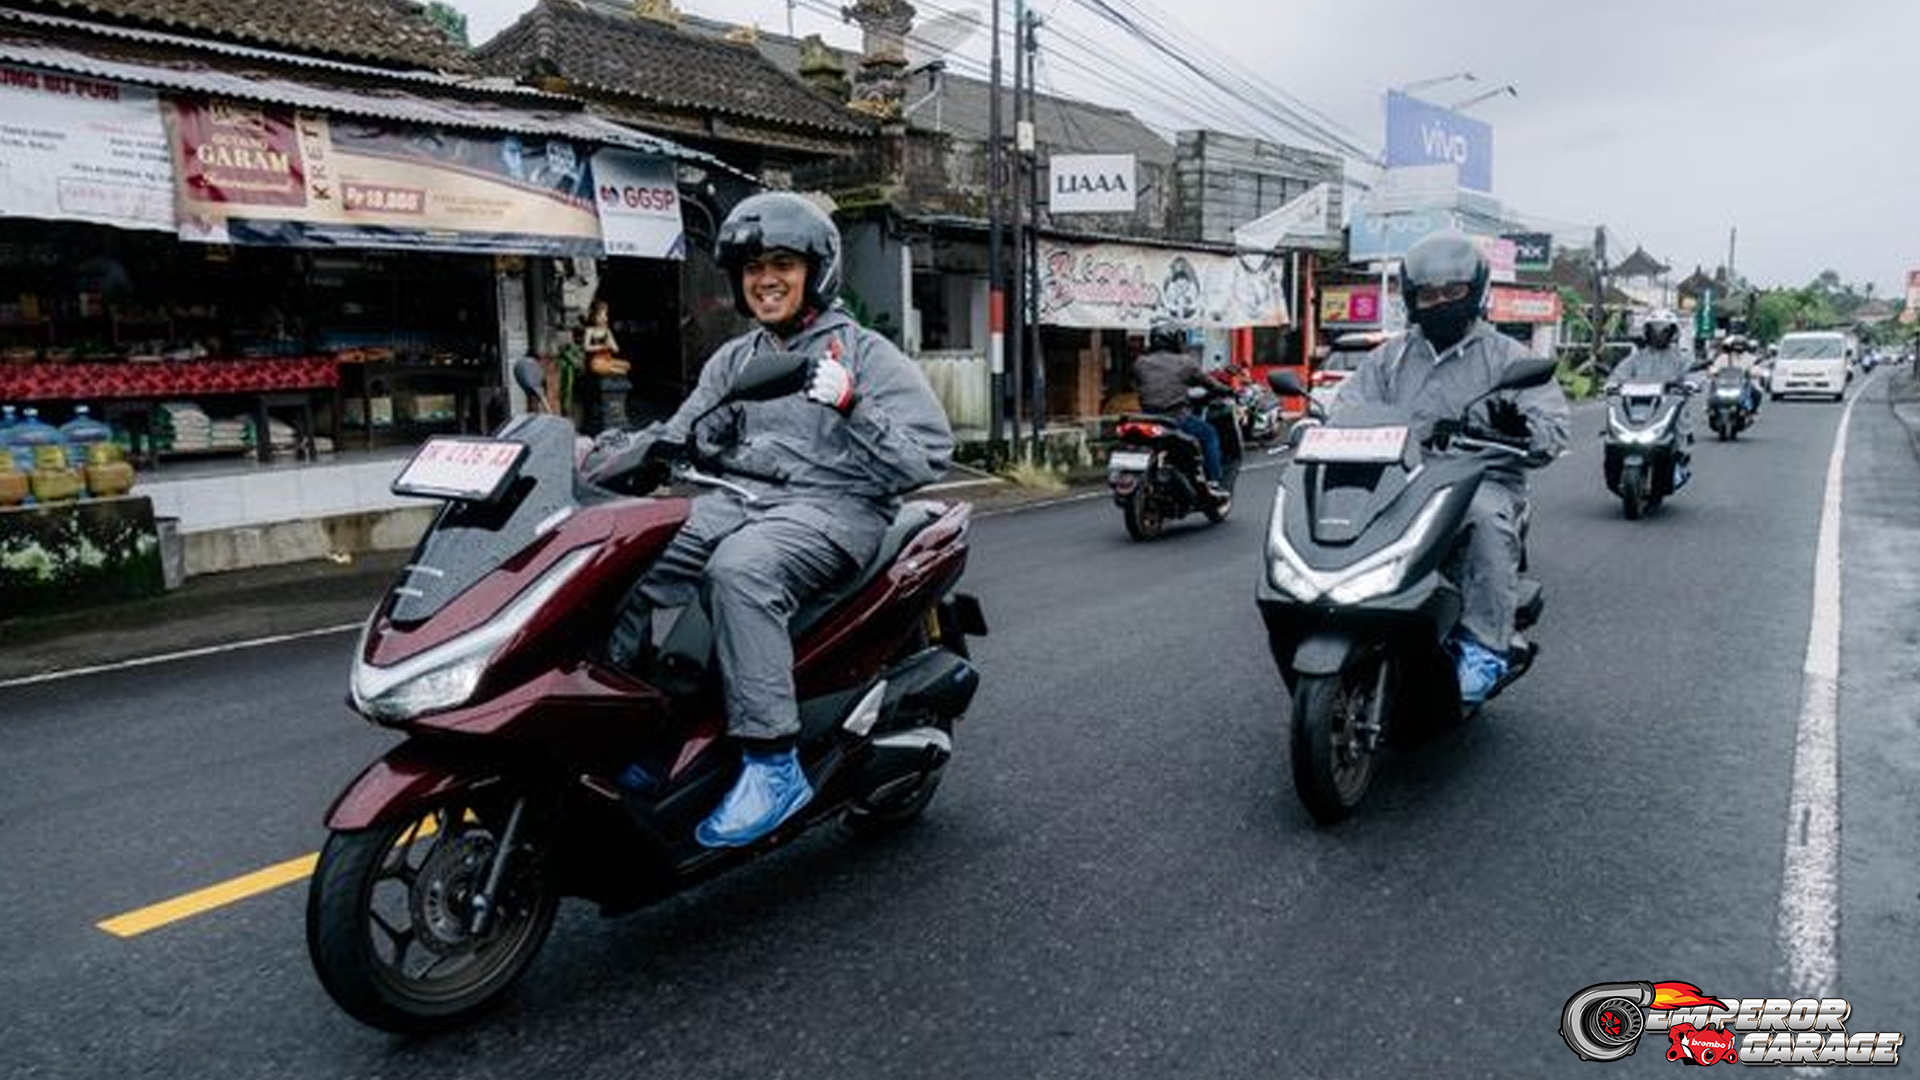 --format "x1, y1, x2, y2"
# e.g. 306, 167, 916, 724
1888, 369, 1920, 466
